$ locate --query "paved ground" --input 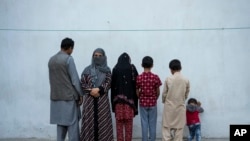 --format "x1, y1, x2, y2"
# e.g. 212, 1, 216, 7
0, 138, 229, 141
